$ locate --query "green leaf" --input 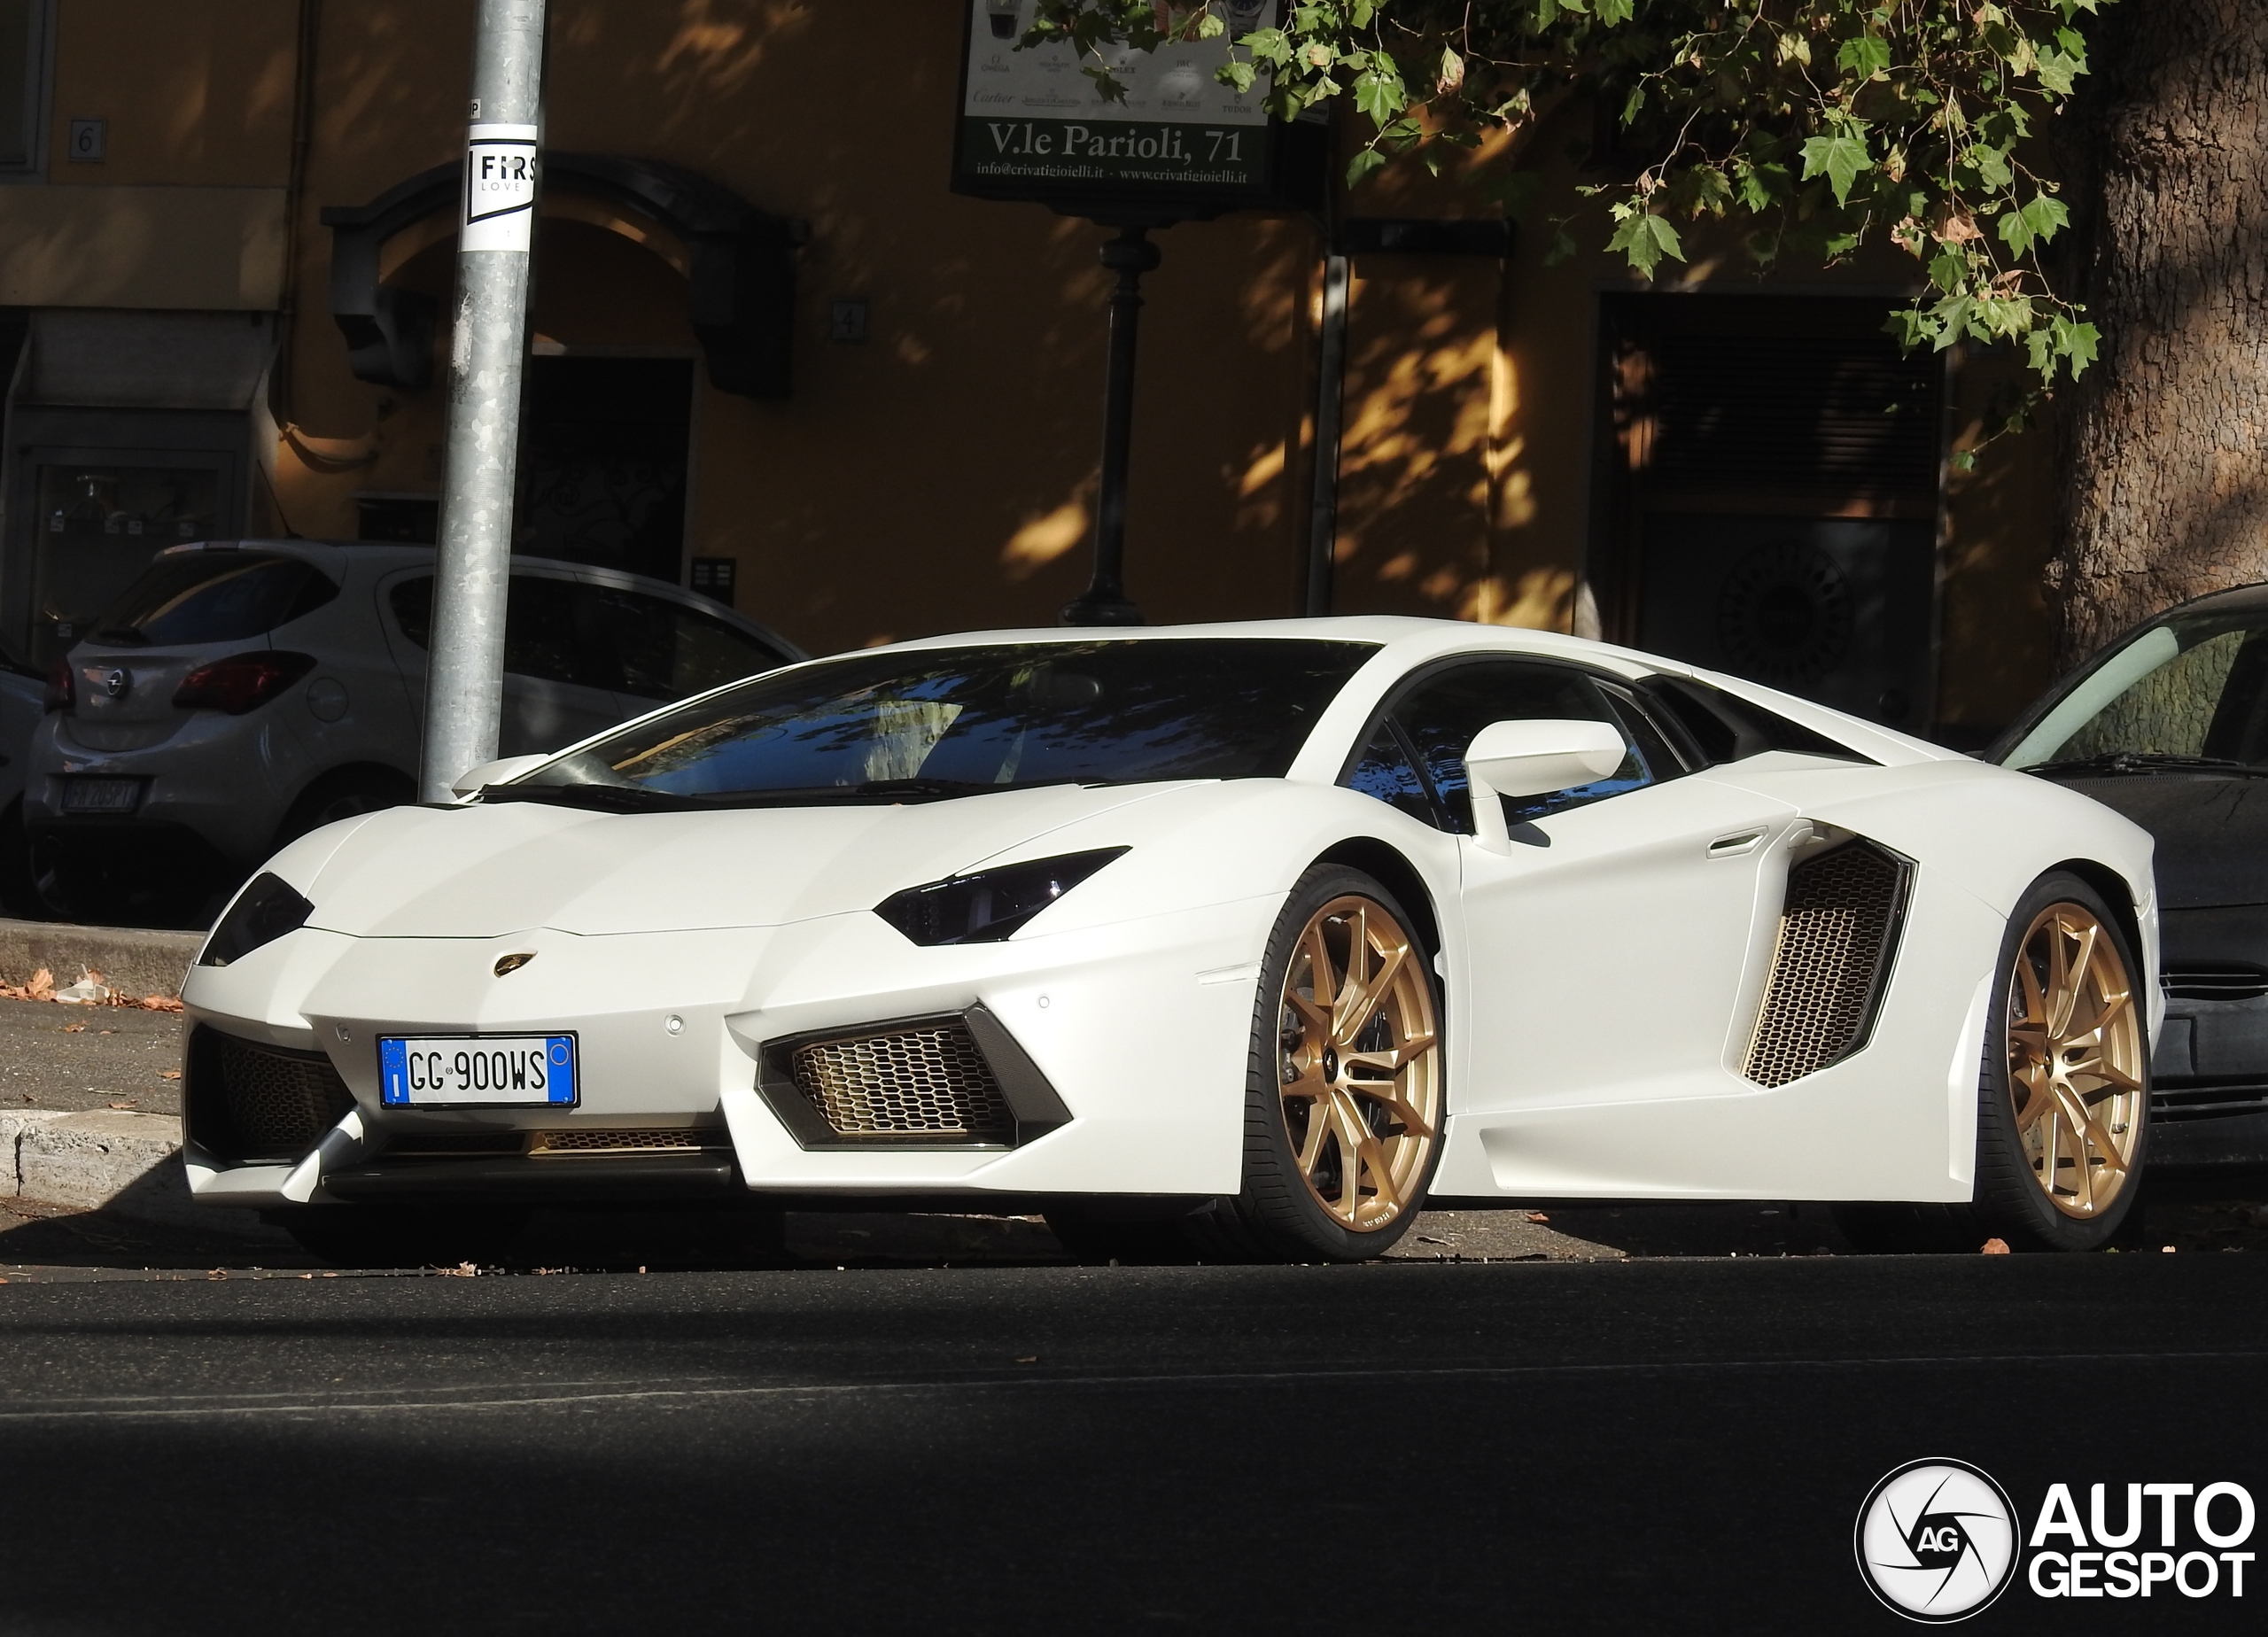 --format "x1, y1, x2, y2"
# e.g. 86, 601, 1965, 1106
1606, 211, 1685, 277
1733, 156, 1790, 212
1543, 227, 1579, 267
1799, 129, 1874, 206
1837, 35, 1891, 80
1215, 59, 1257, 95
1928, 250, 1968, 294
2057, 315, 2101, 377
2036, 50, 2080, 96
1351, 67, 1404, 123
1595, 0, 1635, 22
1345, 148, 1387, 190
